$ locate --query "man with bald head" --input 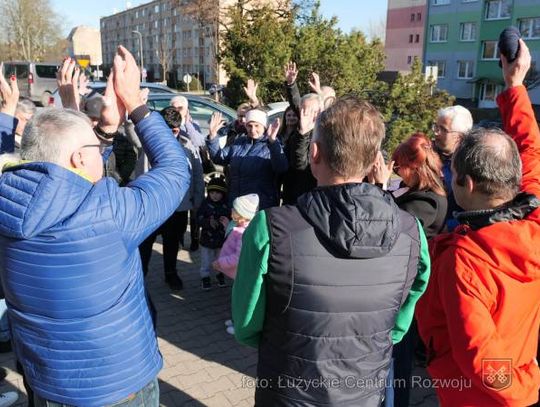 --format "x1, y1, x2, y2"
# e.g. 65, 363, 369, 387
0, 47, 190, 406
416, 39, 540, 406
